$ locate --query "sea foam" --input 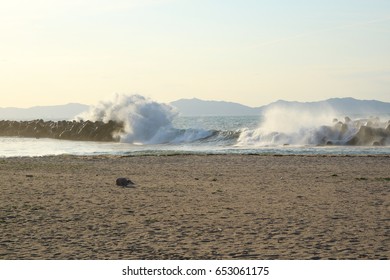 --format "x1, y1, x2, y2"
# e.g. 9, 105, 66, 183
75, 94, 389, 147
237, 105, 390, 146
76, 94, 212, 144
